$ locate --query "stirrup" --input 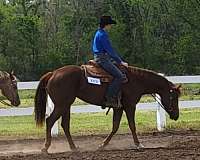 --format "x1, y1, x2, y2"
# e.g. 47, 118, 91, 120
102, 96, 122, 109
